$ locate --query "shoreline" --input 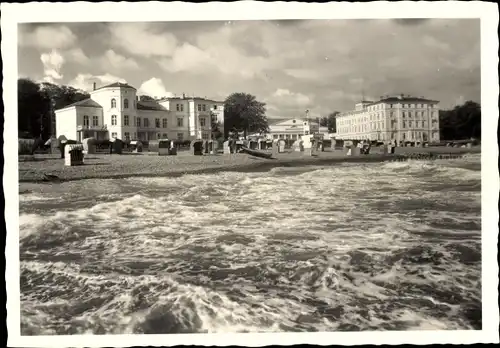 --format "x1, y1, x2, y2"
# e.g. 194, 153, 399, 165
17, 149, 479, 184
